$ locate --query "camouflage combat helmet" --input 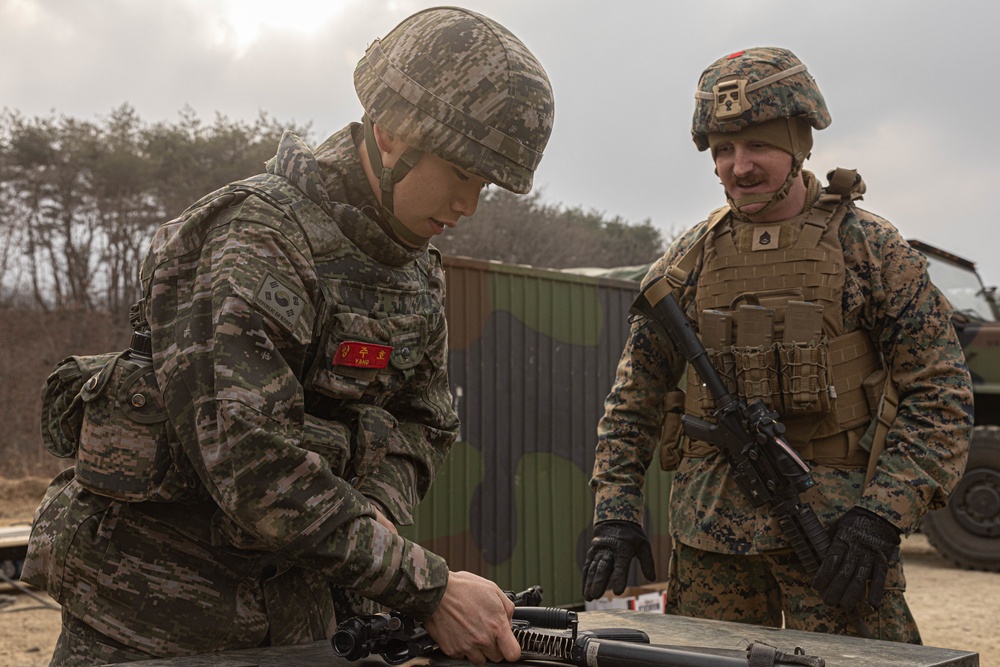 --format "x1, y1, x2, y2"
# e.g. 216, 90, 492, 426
355, 6, 555, 247
692, 47, 830, 152
692, 47, 831, 221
